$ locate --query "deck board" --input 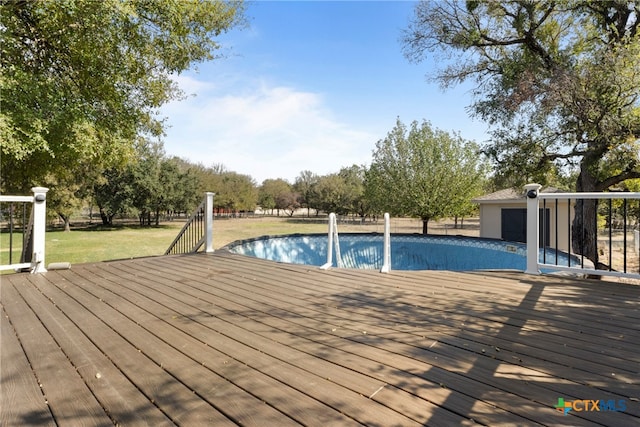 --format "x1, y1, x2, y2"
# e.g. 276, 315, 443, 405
7, 273, 175, 427
67, 264, 363, 426
142, 257, 602, 425
0, 300, 56, 427
2, 276, 114, 426
2, 251, 639, 426
77, 263, 424, 426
